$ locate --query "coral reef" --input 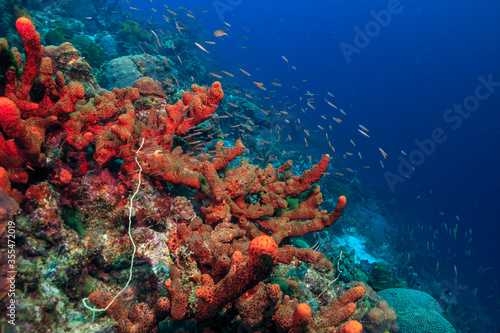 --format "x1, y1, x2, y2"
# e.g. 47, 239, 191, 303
1, 17, 403, 333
